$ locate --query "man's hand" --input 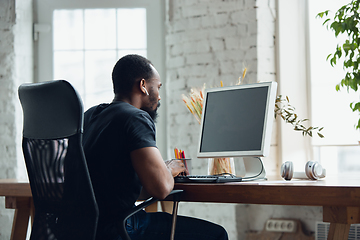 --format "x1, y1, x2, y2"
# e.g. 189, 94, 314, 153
165, 159, 189, 177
